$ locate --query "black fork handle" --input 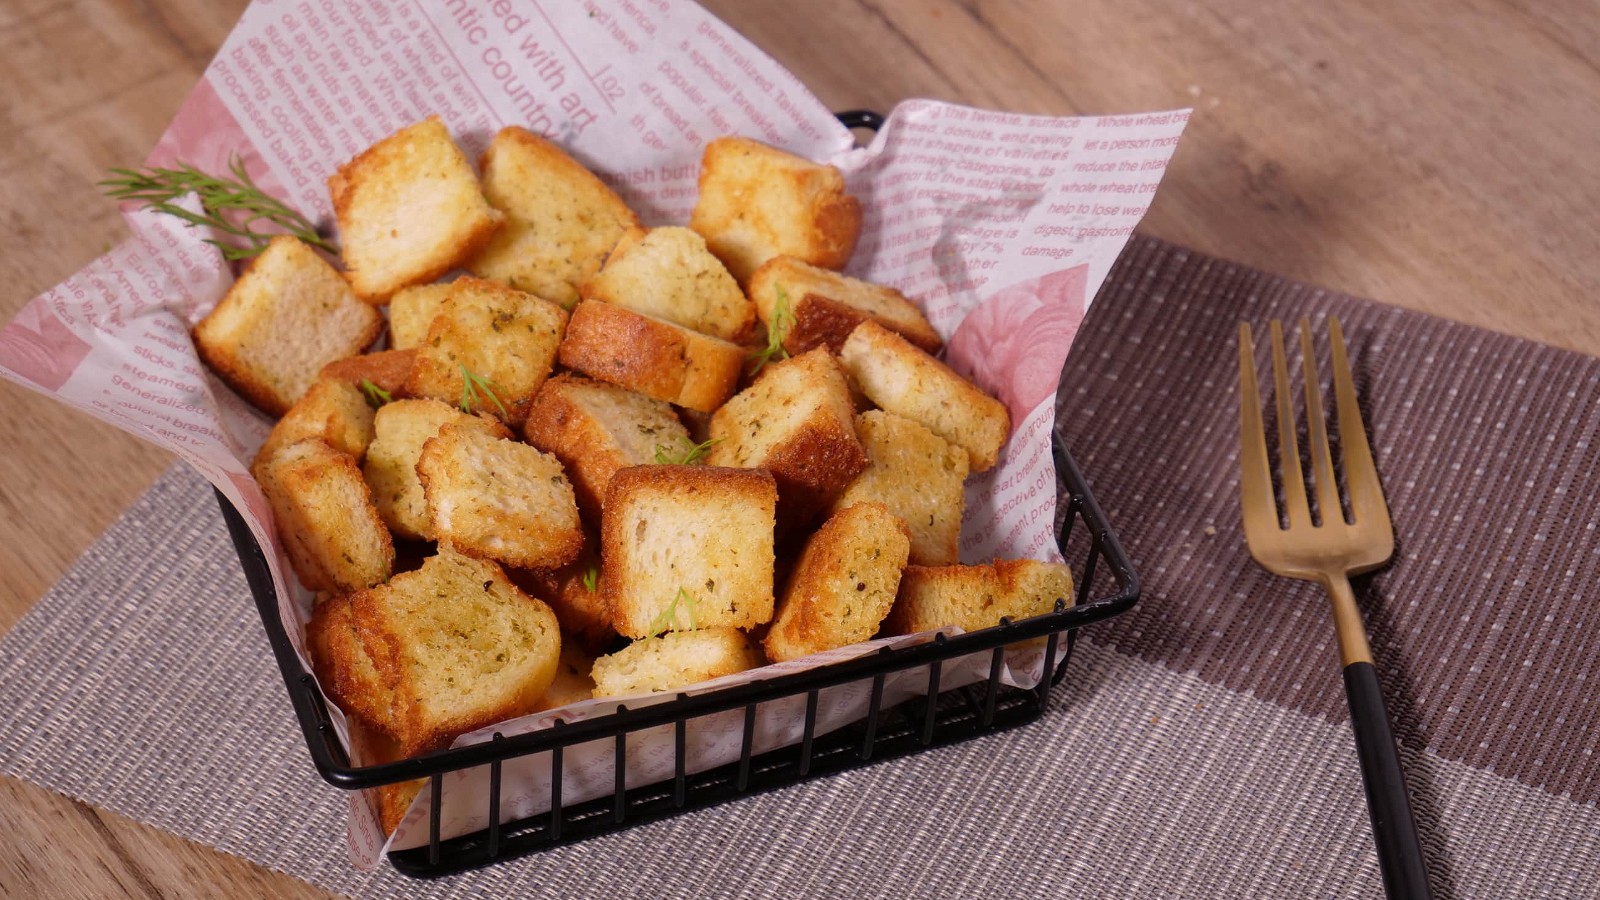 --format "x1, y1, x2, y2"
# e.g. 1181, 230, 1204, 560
1343, 661, 1432, 899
